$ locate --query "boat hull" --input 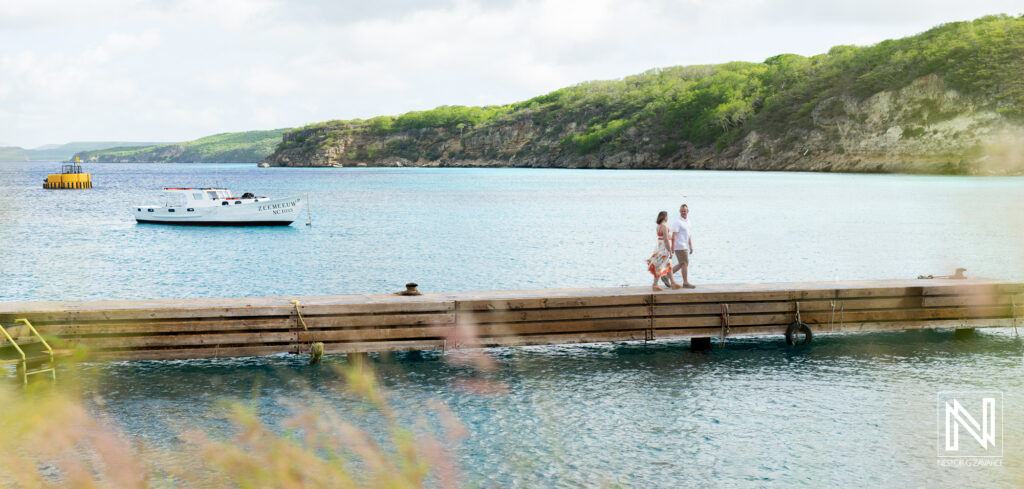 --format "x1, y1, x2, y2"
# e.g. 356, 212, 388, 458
135, 220, 295, 226
133, 194, 304, 226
